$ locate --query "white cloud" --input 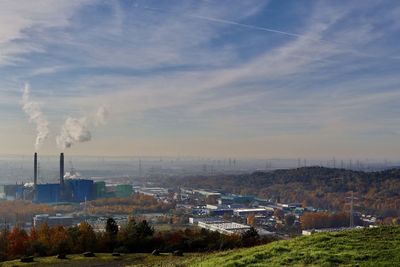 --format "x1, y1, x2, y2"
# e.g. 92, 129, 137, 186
0, 0, 90, 65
